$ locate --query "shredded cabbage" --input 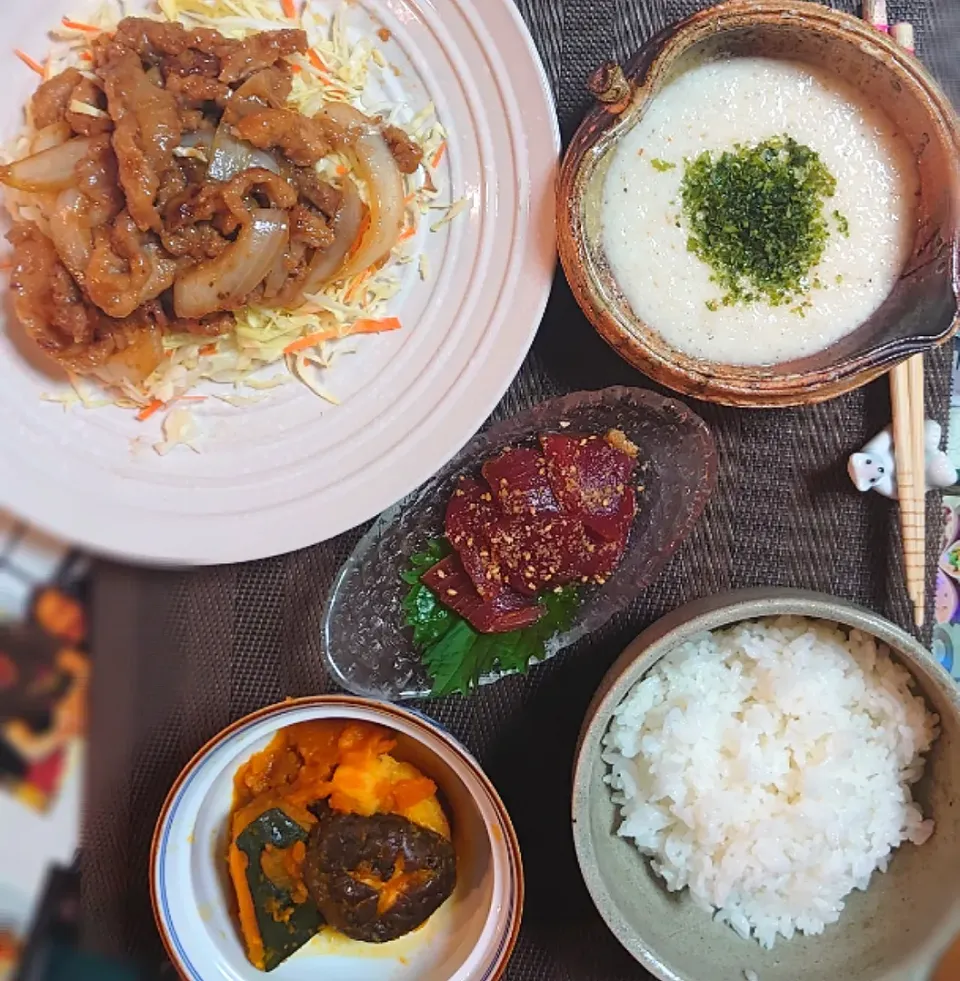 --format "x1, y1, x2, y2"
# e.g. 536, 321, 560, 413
154, 407, 201, 454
